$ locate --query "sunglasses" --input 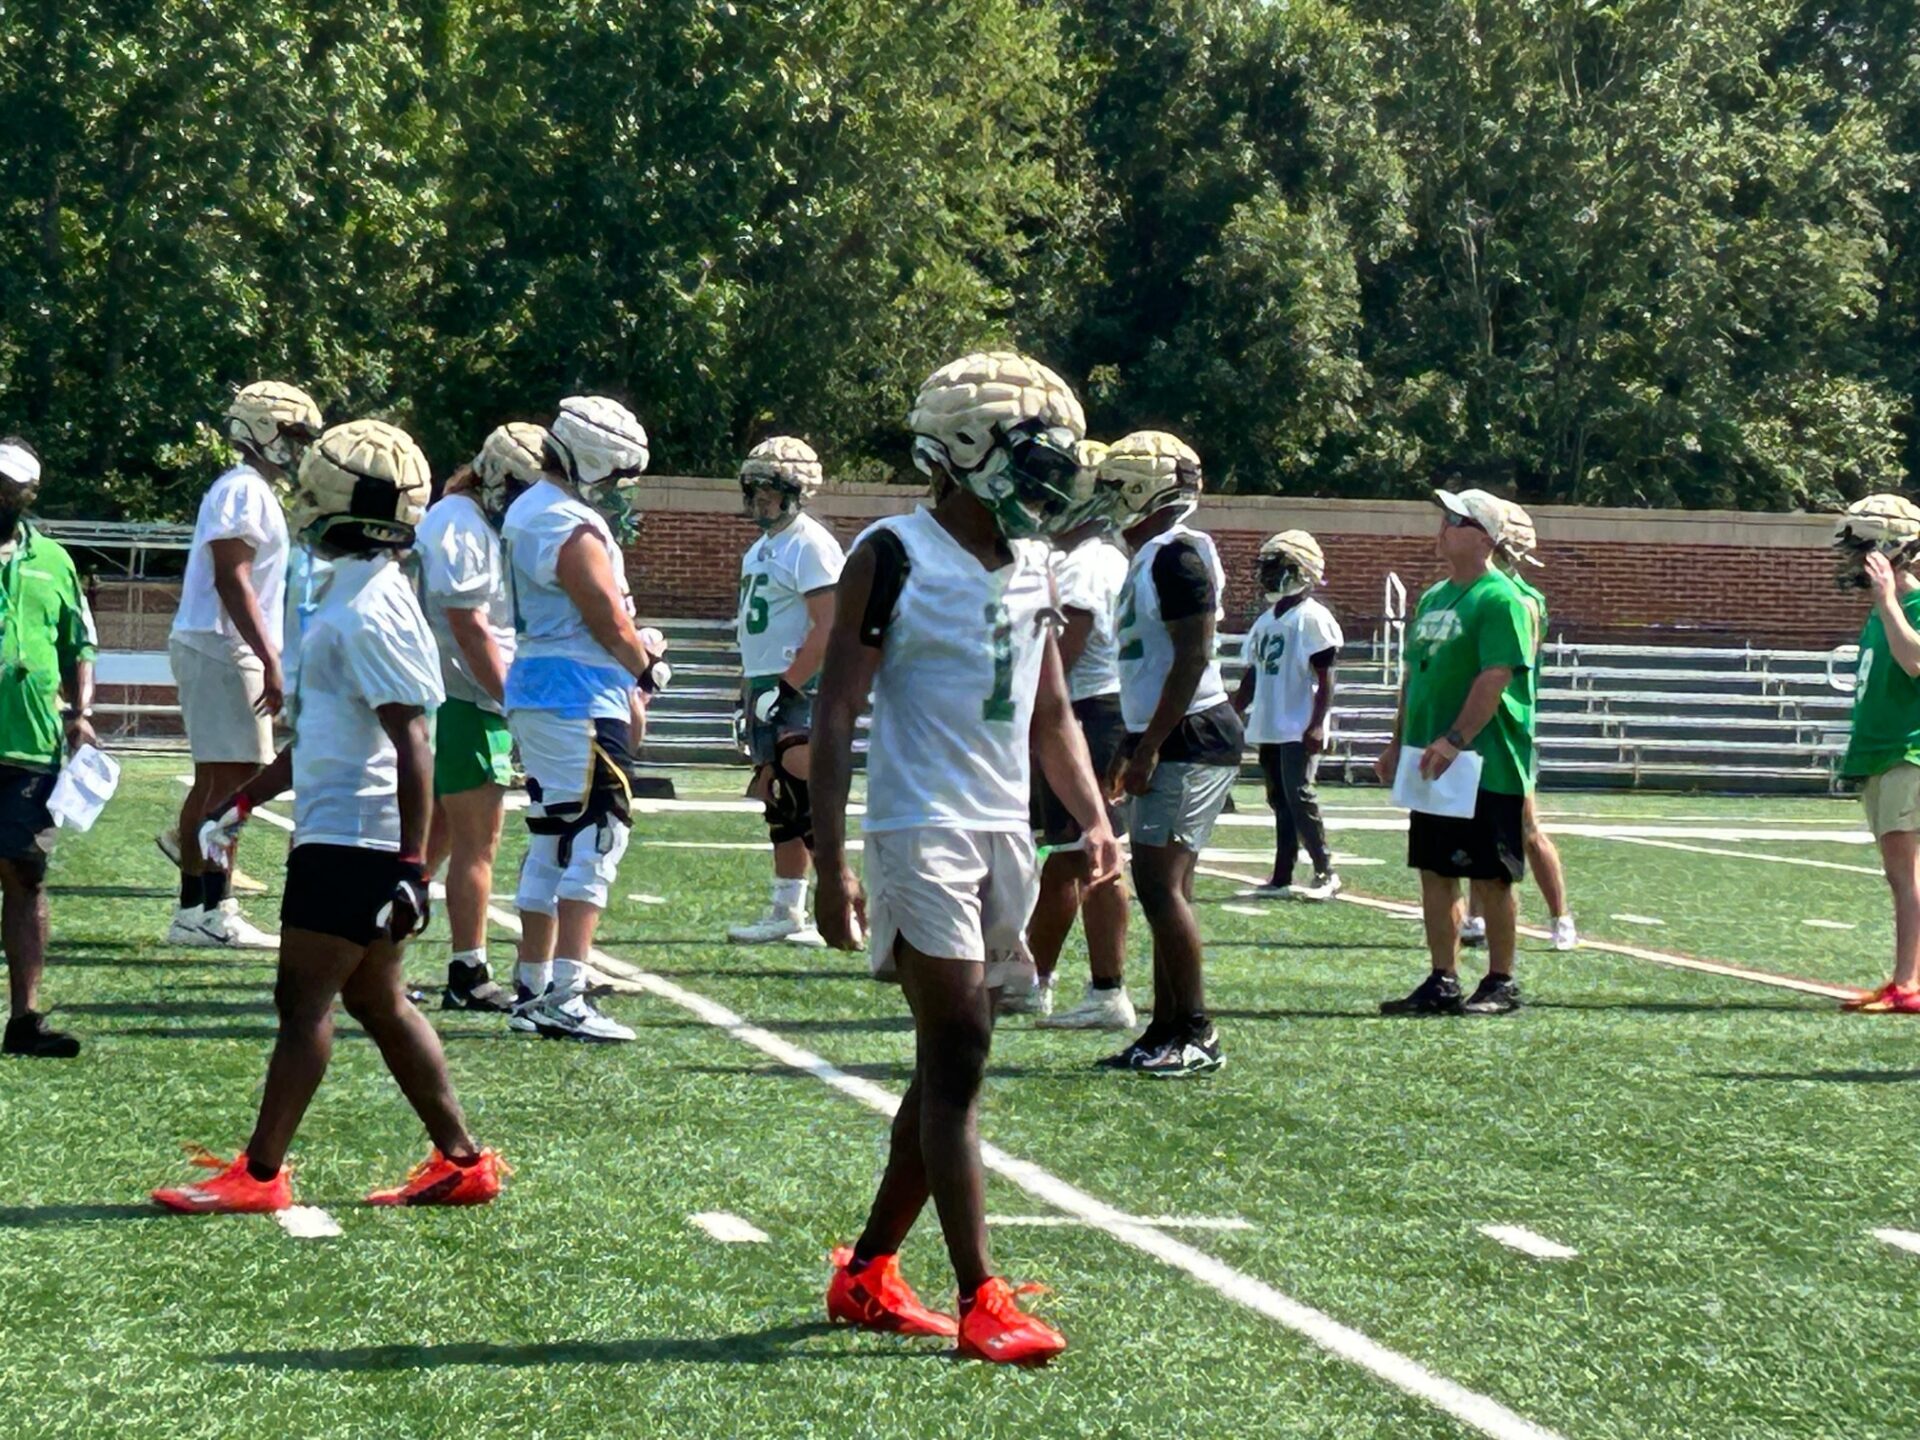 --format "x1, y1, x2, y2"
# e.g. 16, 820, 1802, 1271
1442, 509, 1484, 533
